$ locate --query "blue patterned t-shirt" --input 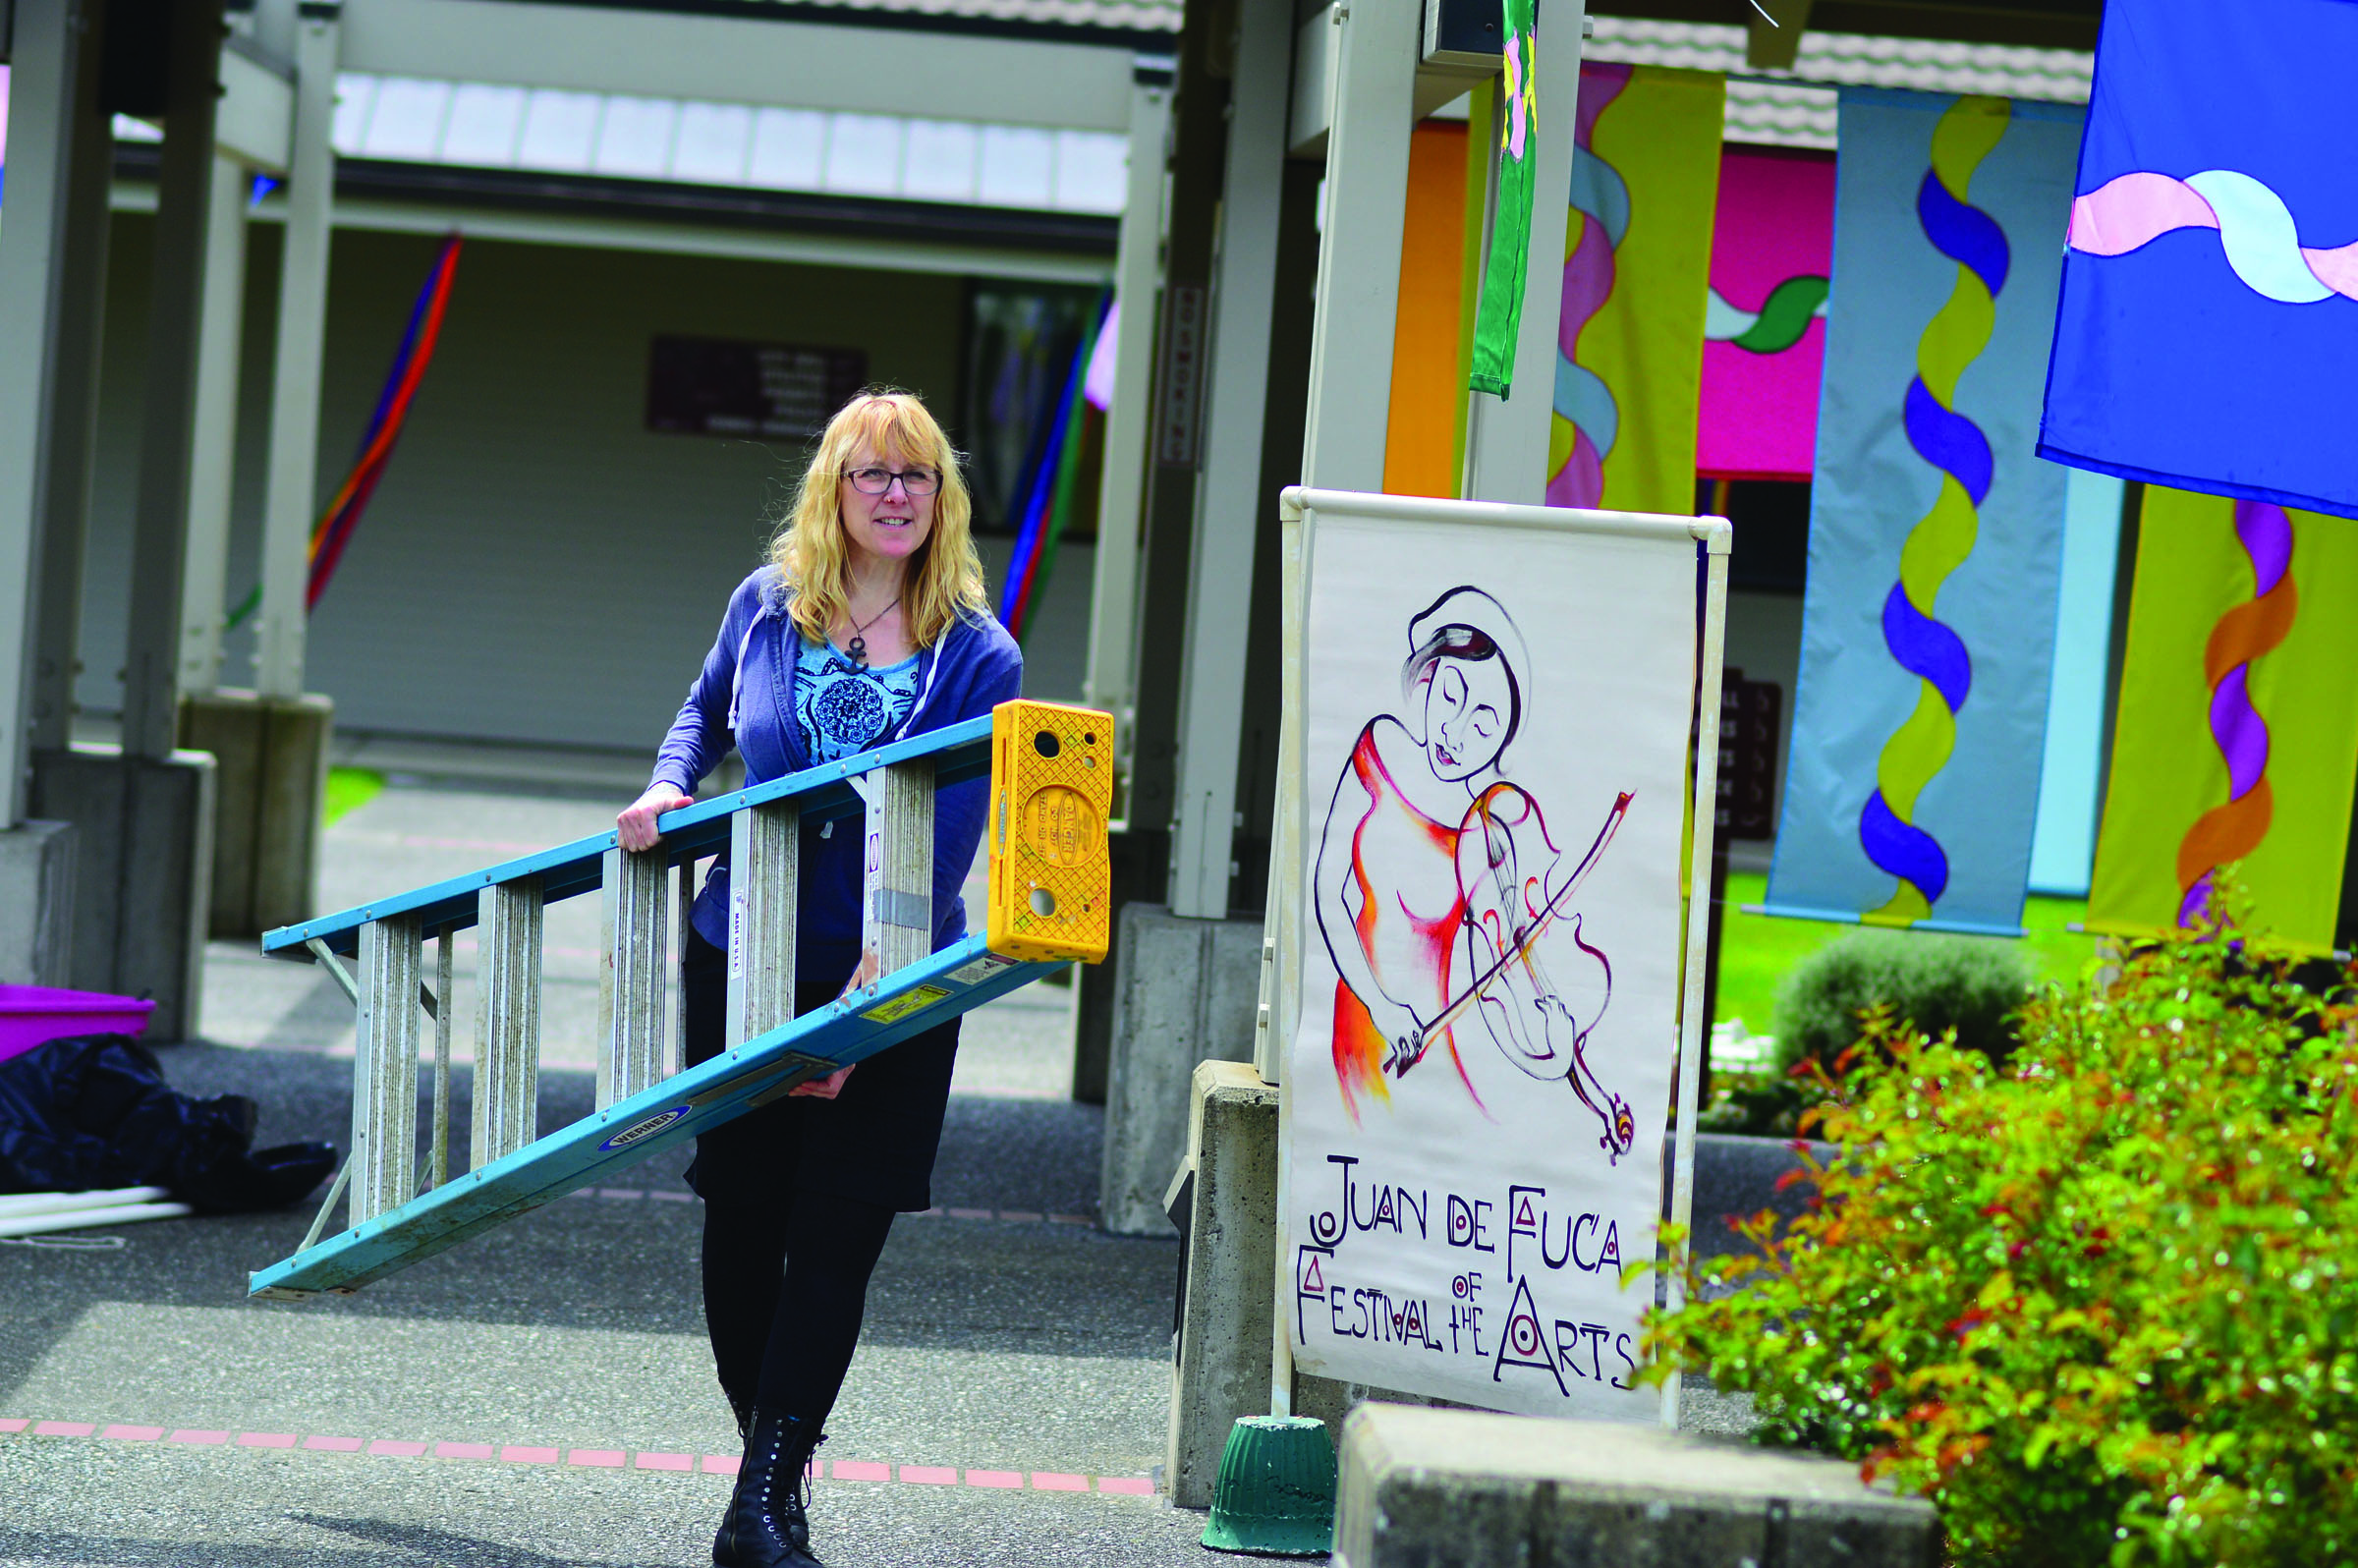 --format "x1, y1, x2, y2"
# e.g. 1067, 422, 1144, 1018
793, 635, 921, 762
